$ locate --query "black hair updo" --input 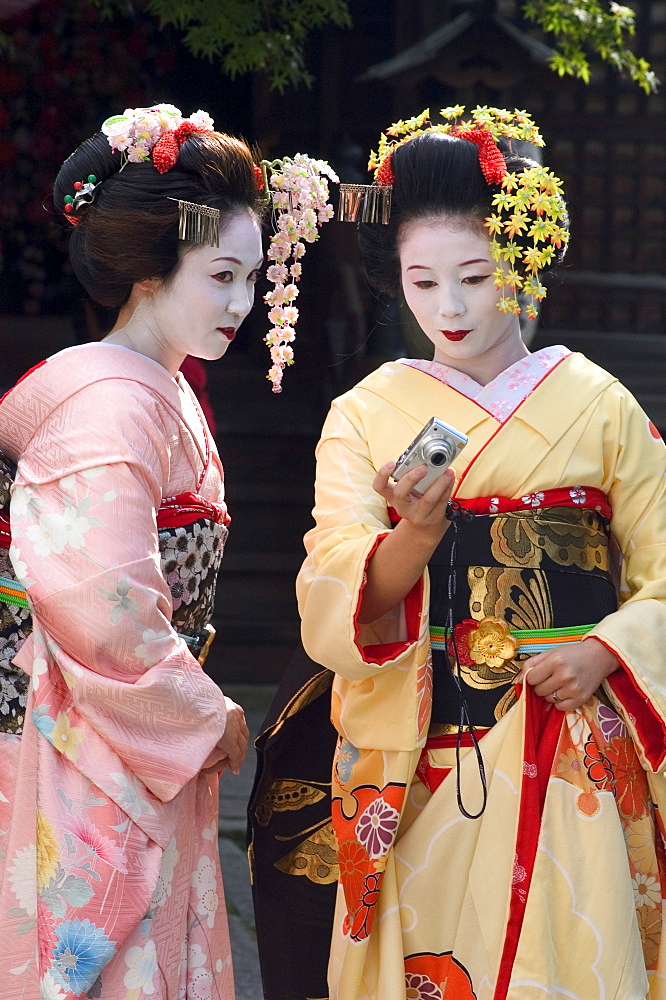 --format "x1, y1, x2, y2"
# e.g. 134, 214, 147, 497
54, 129, 265, 308
358, 131, 568, 298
